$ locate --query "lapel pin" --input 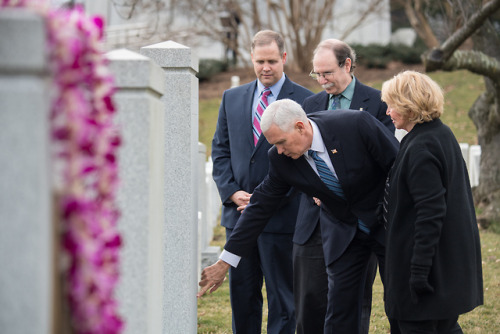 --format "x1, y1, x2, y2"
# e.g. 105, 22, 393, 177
331, 149, 338, 154
359, 107, 364, 111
